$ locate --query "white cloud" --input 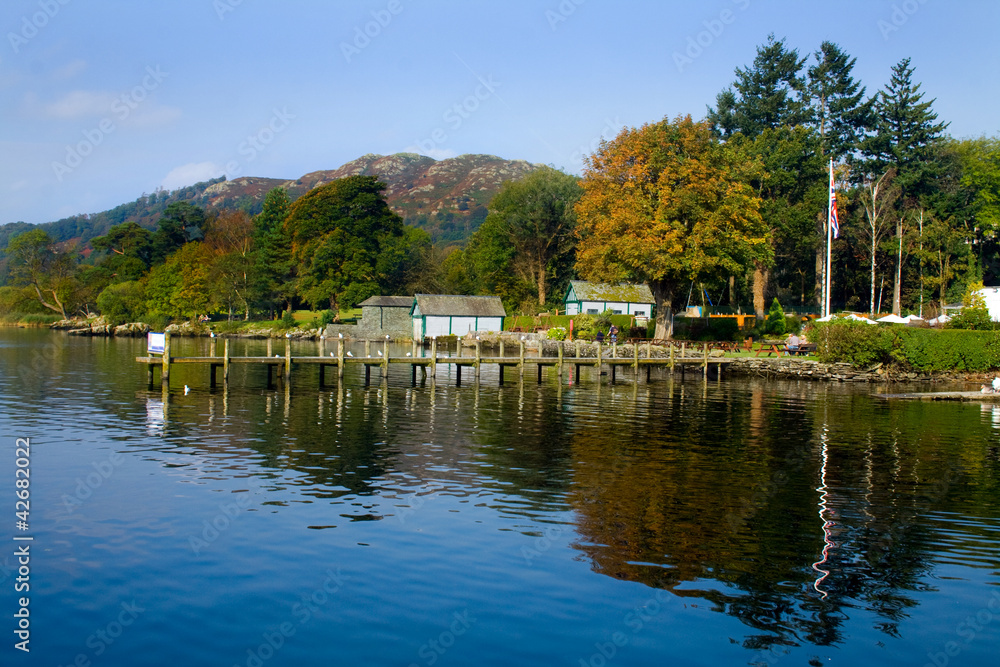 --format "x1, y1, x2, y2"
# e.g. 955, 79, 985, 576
161, 162, 224, 190
402, 145, 456, 161
43, 90, 116, 119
